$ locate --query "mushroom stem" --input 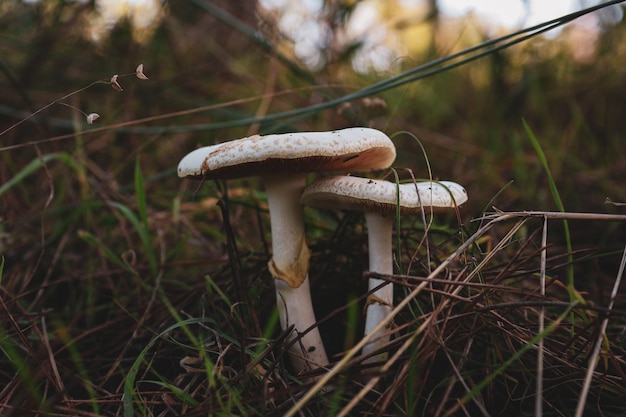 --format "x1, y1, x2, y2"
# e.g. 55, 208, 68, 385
263, 173, 329, 373
300, 176, 468, 368
362, 212, 394, 363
